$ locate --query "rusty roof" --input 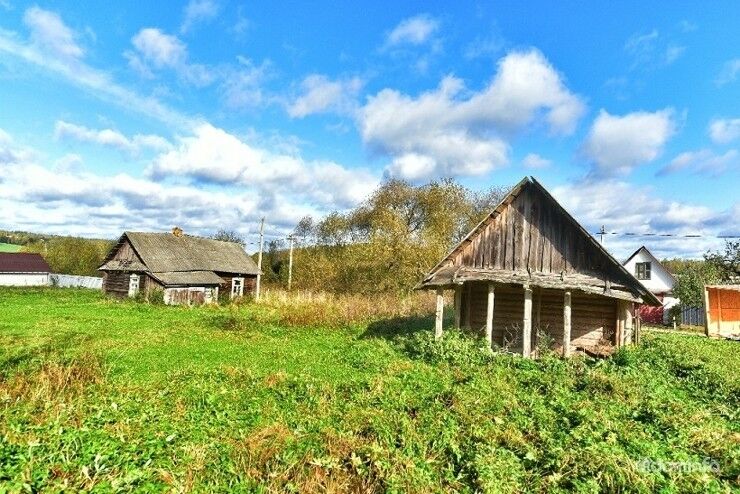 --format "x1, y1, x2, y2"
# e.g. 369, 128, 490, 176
0, 253, 51, 273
